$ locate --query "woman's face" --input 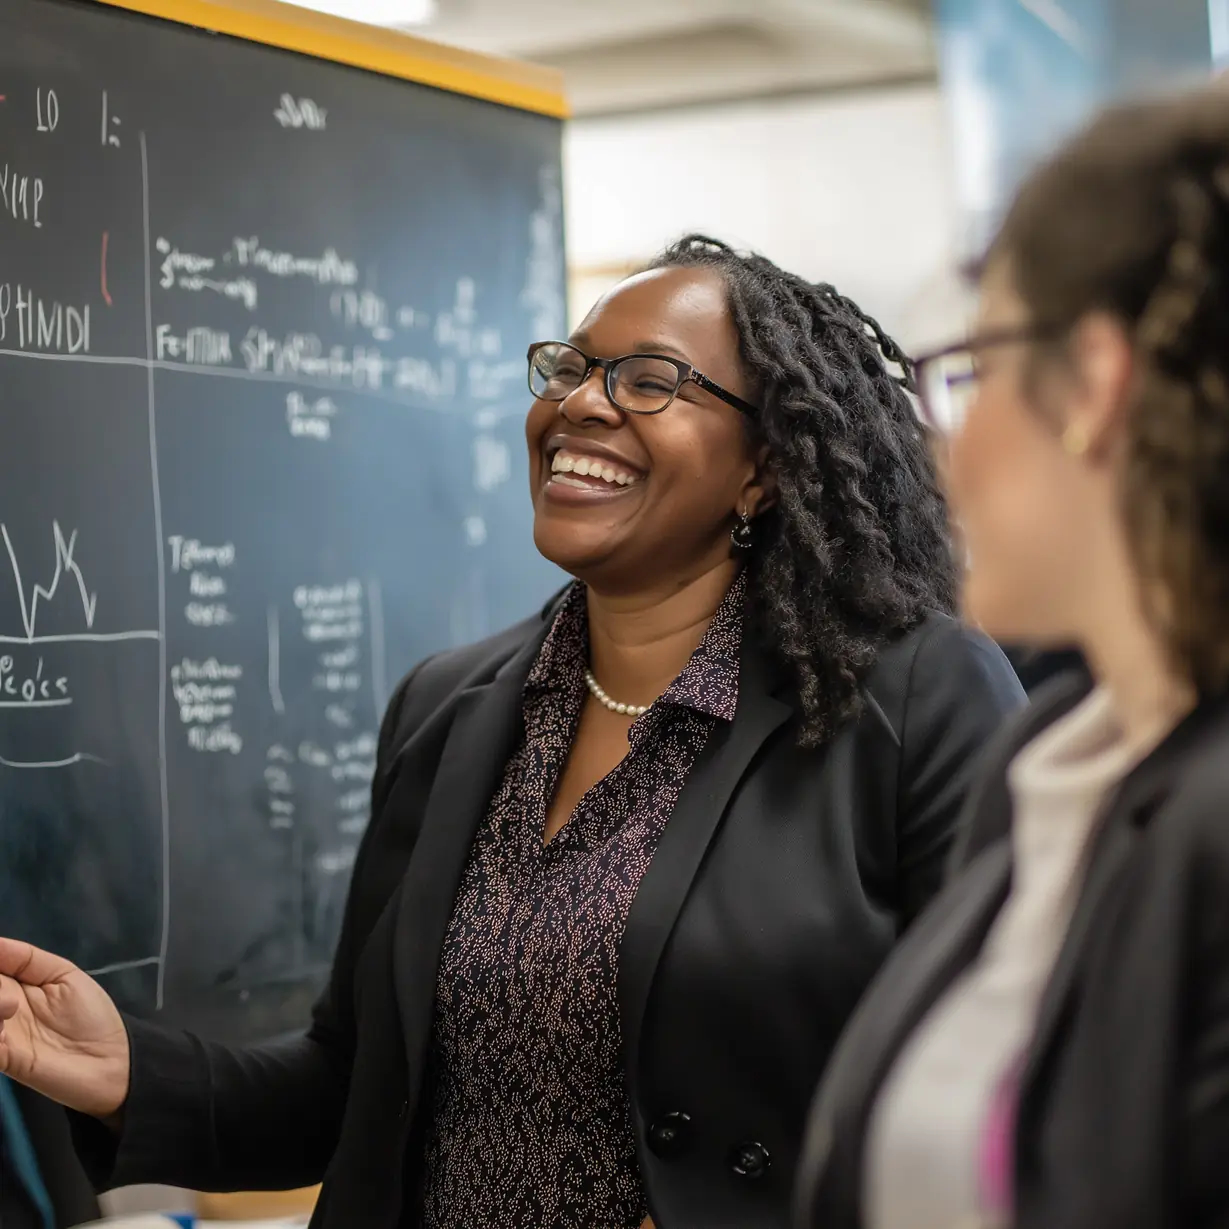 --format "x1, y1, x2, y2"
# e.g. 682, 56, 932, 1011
526, 266, 767, 594
946, 261, 1106, 644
